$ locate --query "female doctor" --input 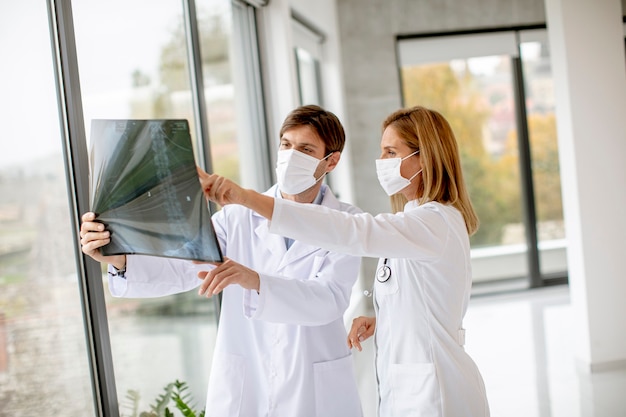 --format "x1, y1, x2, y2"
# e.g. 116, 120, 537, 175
198, 105, 490, 417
